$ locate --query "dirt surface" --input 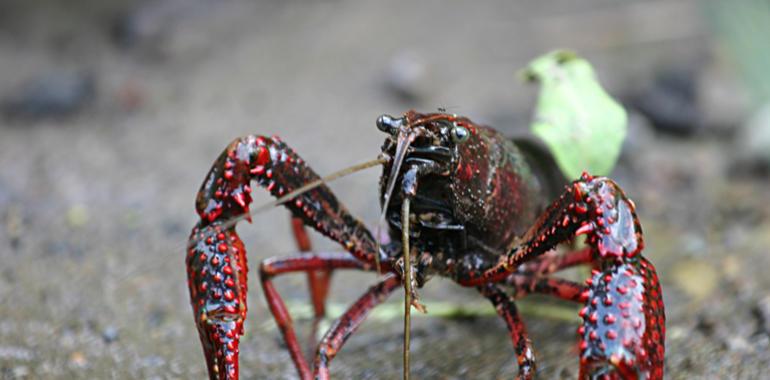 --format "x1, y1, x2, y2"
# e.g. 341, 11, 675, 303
1, 1, 769, 379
